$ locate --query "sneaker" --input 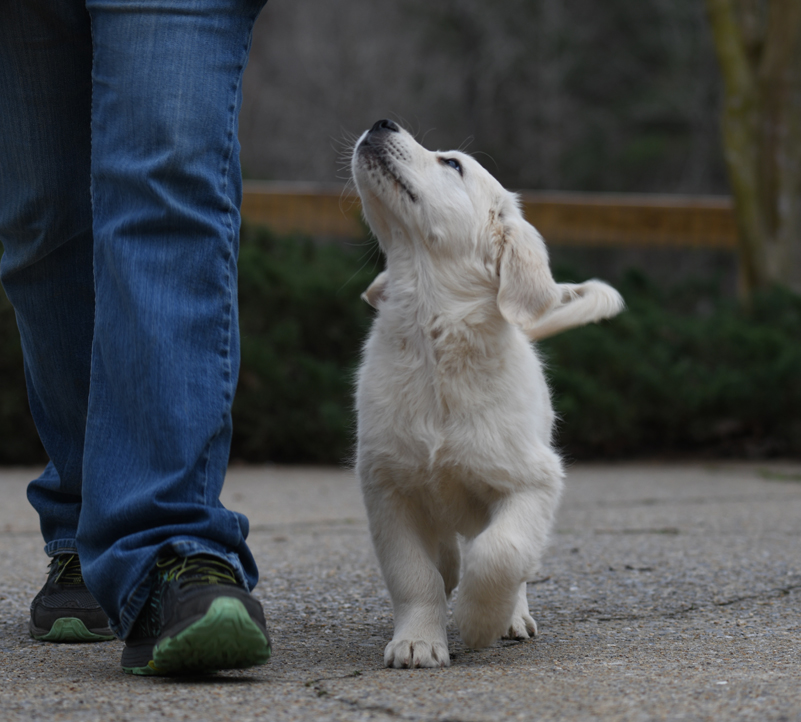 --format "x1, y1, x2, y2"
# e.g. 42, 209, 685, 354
29, 554, 115, 642
121, 555, 271, 676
